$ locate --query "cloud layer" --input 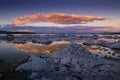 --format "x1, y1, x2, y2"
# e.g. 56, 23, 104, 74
12, 13, 108, 25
